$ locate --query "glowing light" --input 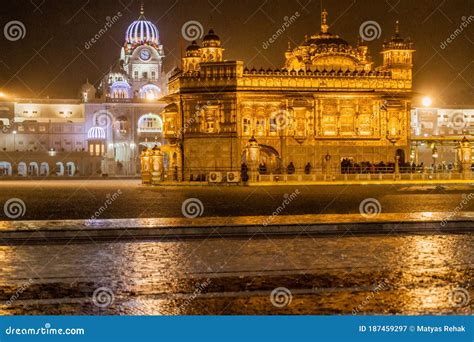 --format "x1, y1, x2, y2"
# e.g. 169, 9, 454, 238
0, 92, 5, 98
146, 93, 156, 101
422, 96, 432, 108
